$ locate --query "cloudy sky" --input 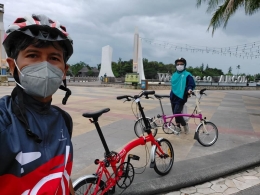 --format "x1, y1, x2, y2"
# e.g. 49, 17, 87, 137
2, 0, 260, 75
